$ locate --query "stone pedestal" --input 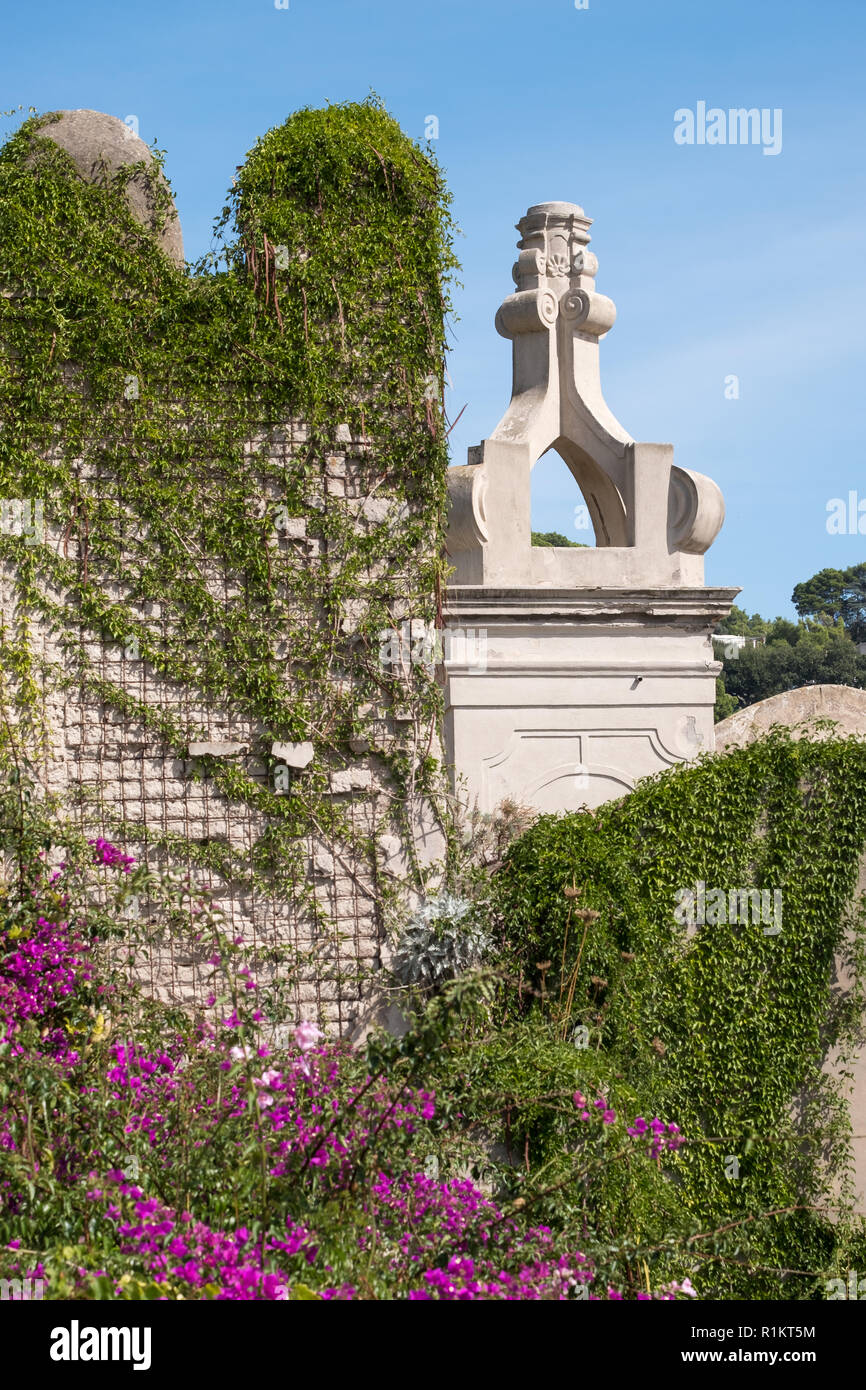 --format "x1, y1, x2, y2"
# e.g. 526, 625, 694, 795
444, 201, 737, 813
445, 586, 737, 812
